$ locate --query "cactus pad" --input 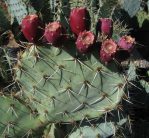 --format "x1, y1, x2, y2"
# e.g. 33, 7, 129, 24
0, 95, 44, 137
14, 41, 126, 122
